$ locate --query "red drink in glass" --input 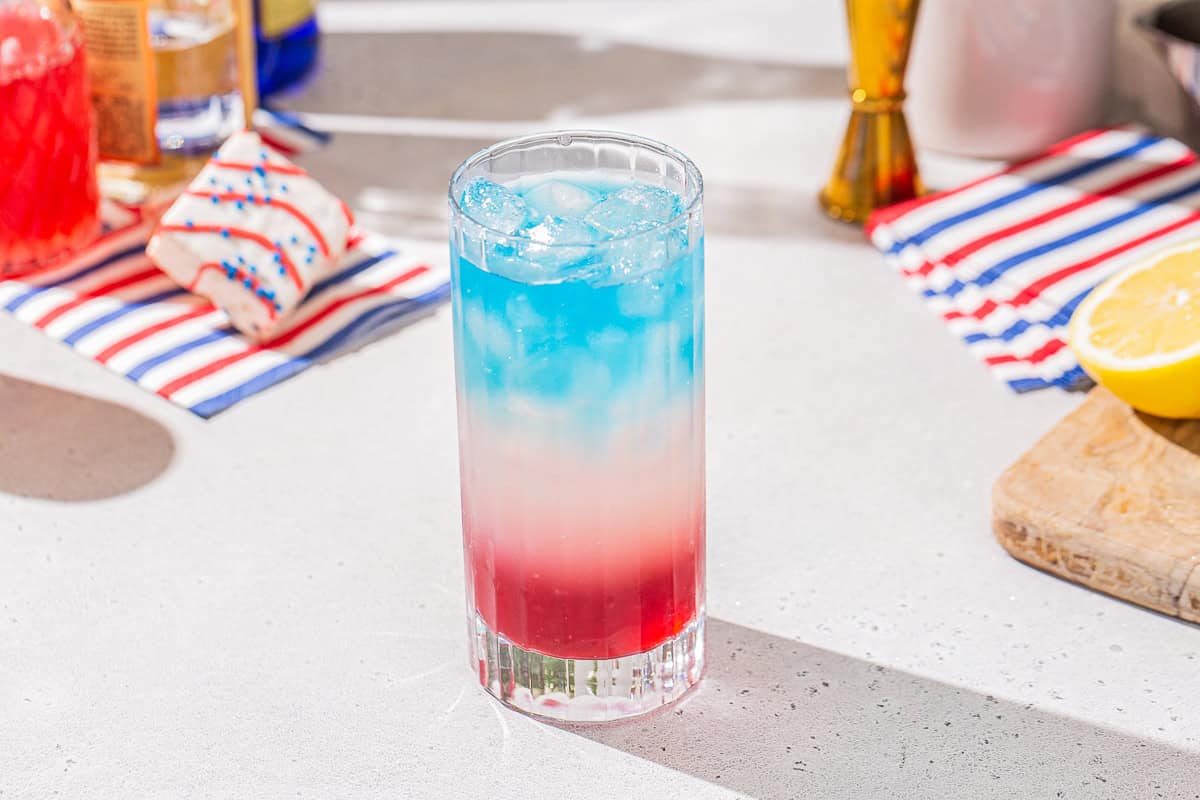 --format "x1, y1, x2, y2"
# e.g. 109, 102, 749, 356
0, 0, 100, 276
